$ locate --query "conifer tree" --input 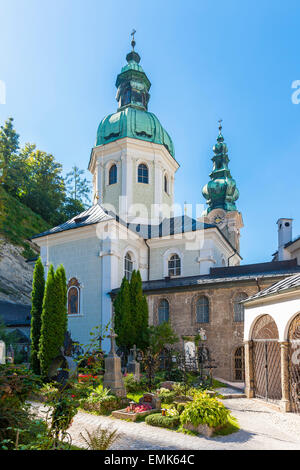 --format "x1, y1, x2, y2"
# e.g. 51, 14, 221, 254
30, 257, 45, 375
130, 270, 149, 350
38, 265, 68, 377
55, 264, 68, 333
113, 277, 134, 350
